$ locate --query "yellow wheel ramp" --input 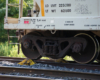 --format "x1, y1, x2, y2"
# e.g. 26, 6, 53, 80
18, 58, 68, 66
54, 58, 69, 63
18, 58, 36, 66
